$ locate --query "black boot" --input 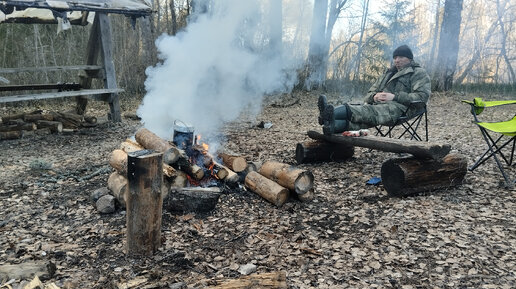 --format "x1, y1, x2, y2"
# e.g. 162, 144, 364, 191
323, 119, 348, 135
322, 105, 348, 135
317, 95, 328, 125
333, 104, 350, 120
